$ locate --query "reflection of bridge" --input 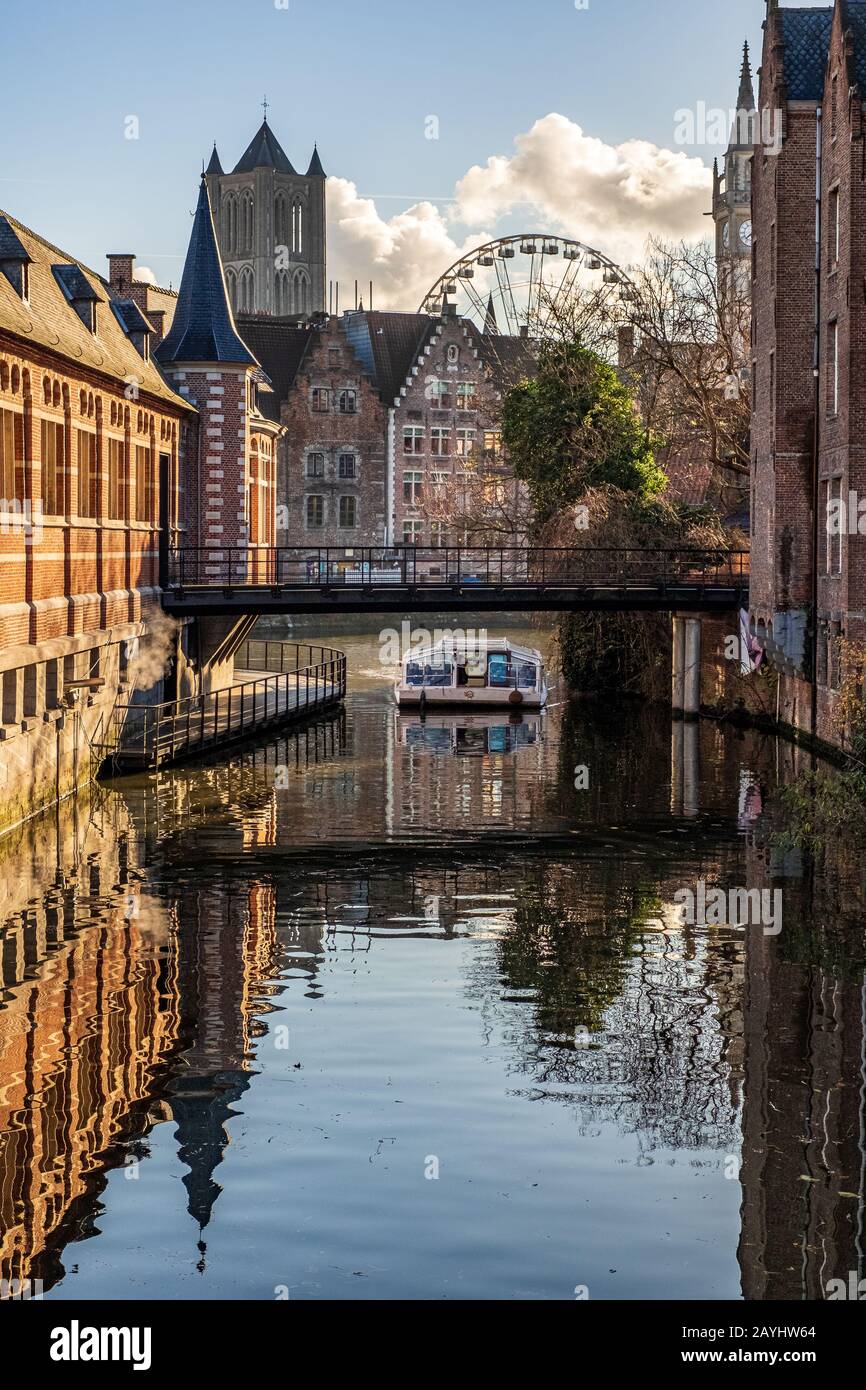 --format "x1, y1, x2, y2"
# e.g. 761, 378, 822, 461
163, 545, 750, 617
